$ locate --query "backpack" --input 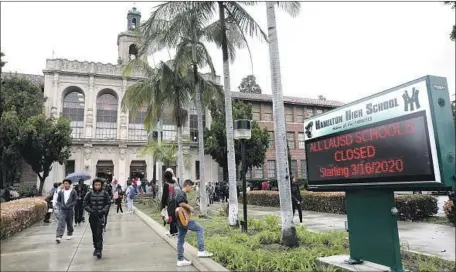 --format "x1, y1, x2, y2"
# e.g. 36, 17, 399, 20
165, 184, 178, 224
